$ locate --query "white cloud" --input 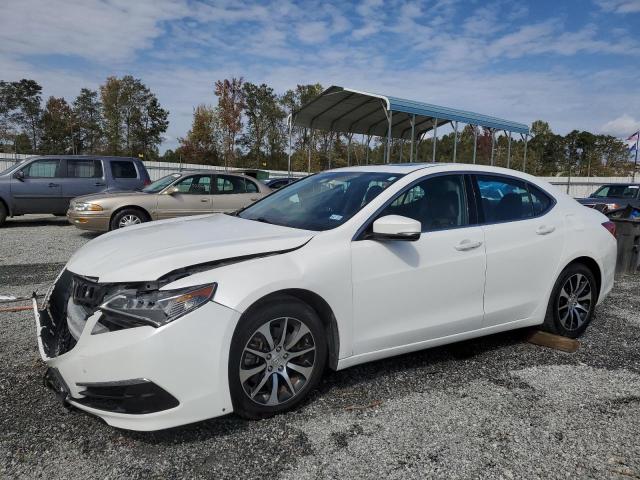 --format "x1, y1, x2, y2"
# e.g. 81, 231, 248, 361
601, 114, 640, 137
595, 0, 640, 13
0, 0, 189, 62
